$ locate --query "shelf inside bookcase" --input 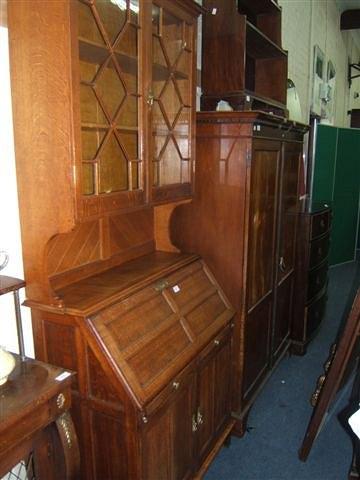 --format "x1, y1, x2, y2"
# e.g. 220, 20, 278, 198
246, 21, 286, 59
